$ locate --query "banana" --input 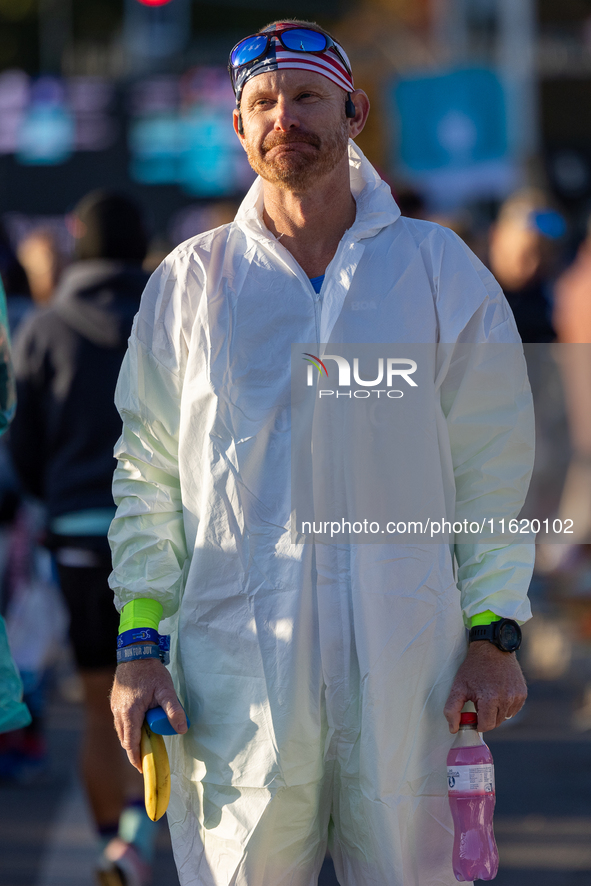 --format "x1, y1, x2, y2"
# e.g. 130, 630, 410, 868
140, 721, 171, 821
